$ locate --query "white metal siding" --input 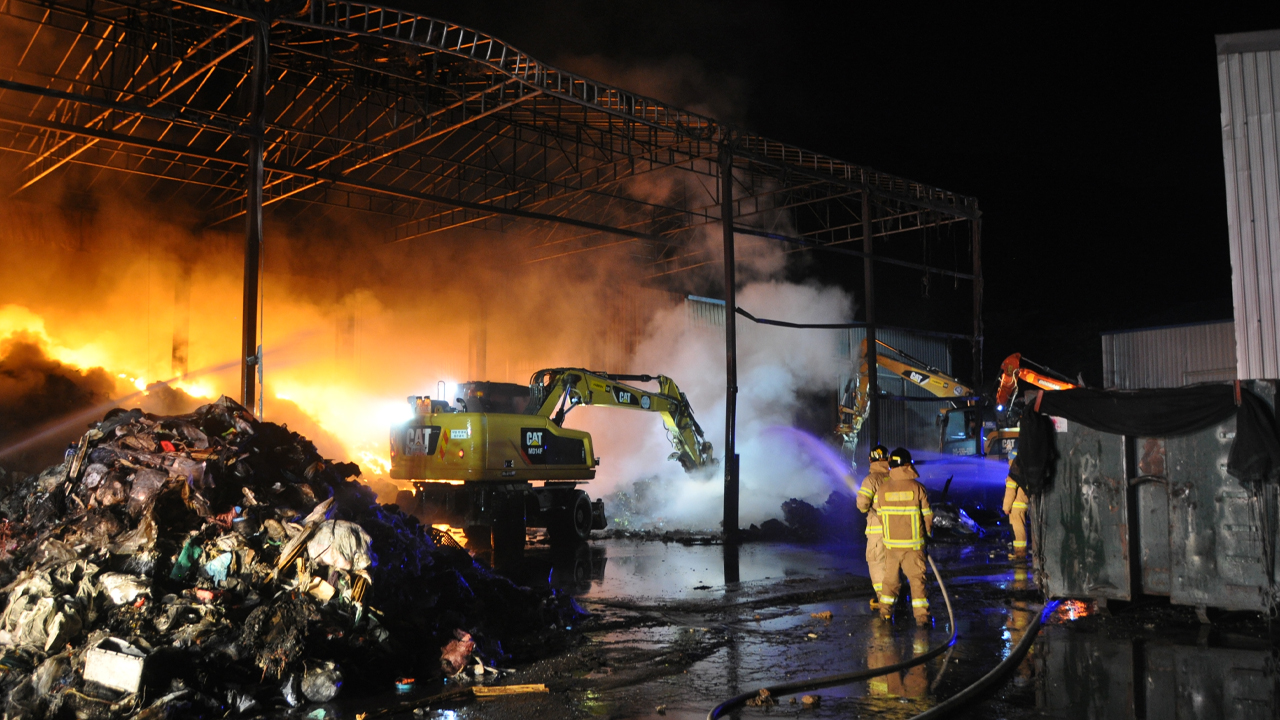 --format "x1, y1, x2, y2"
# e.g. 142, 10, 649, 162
1101, 321, 1237, 389
1218, 31, 1280, 379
